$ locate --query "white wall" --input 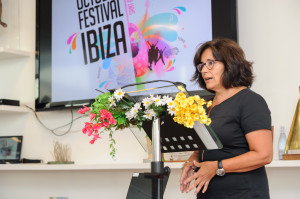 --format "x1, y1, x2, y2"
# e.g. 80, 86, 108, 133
1, 0, 148, 165
1, 0, 300, 199
238, 0, 300, 159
